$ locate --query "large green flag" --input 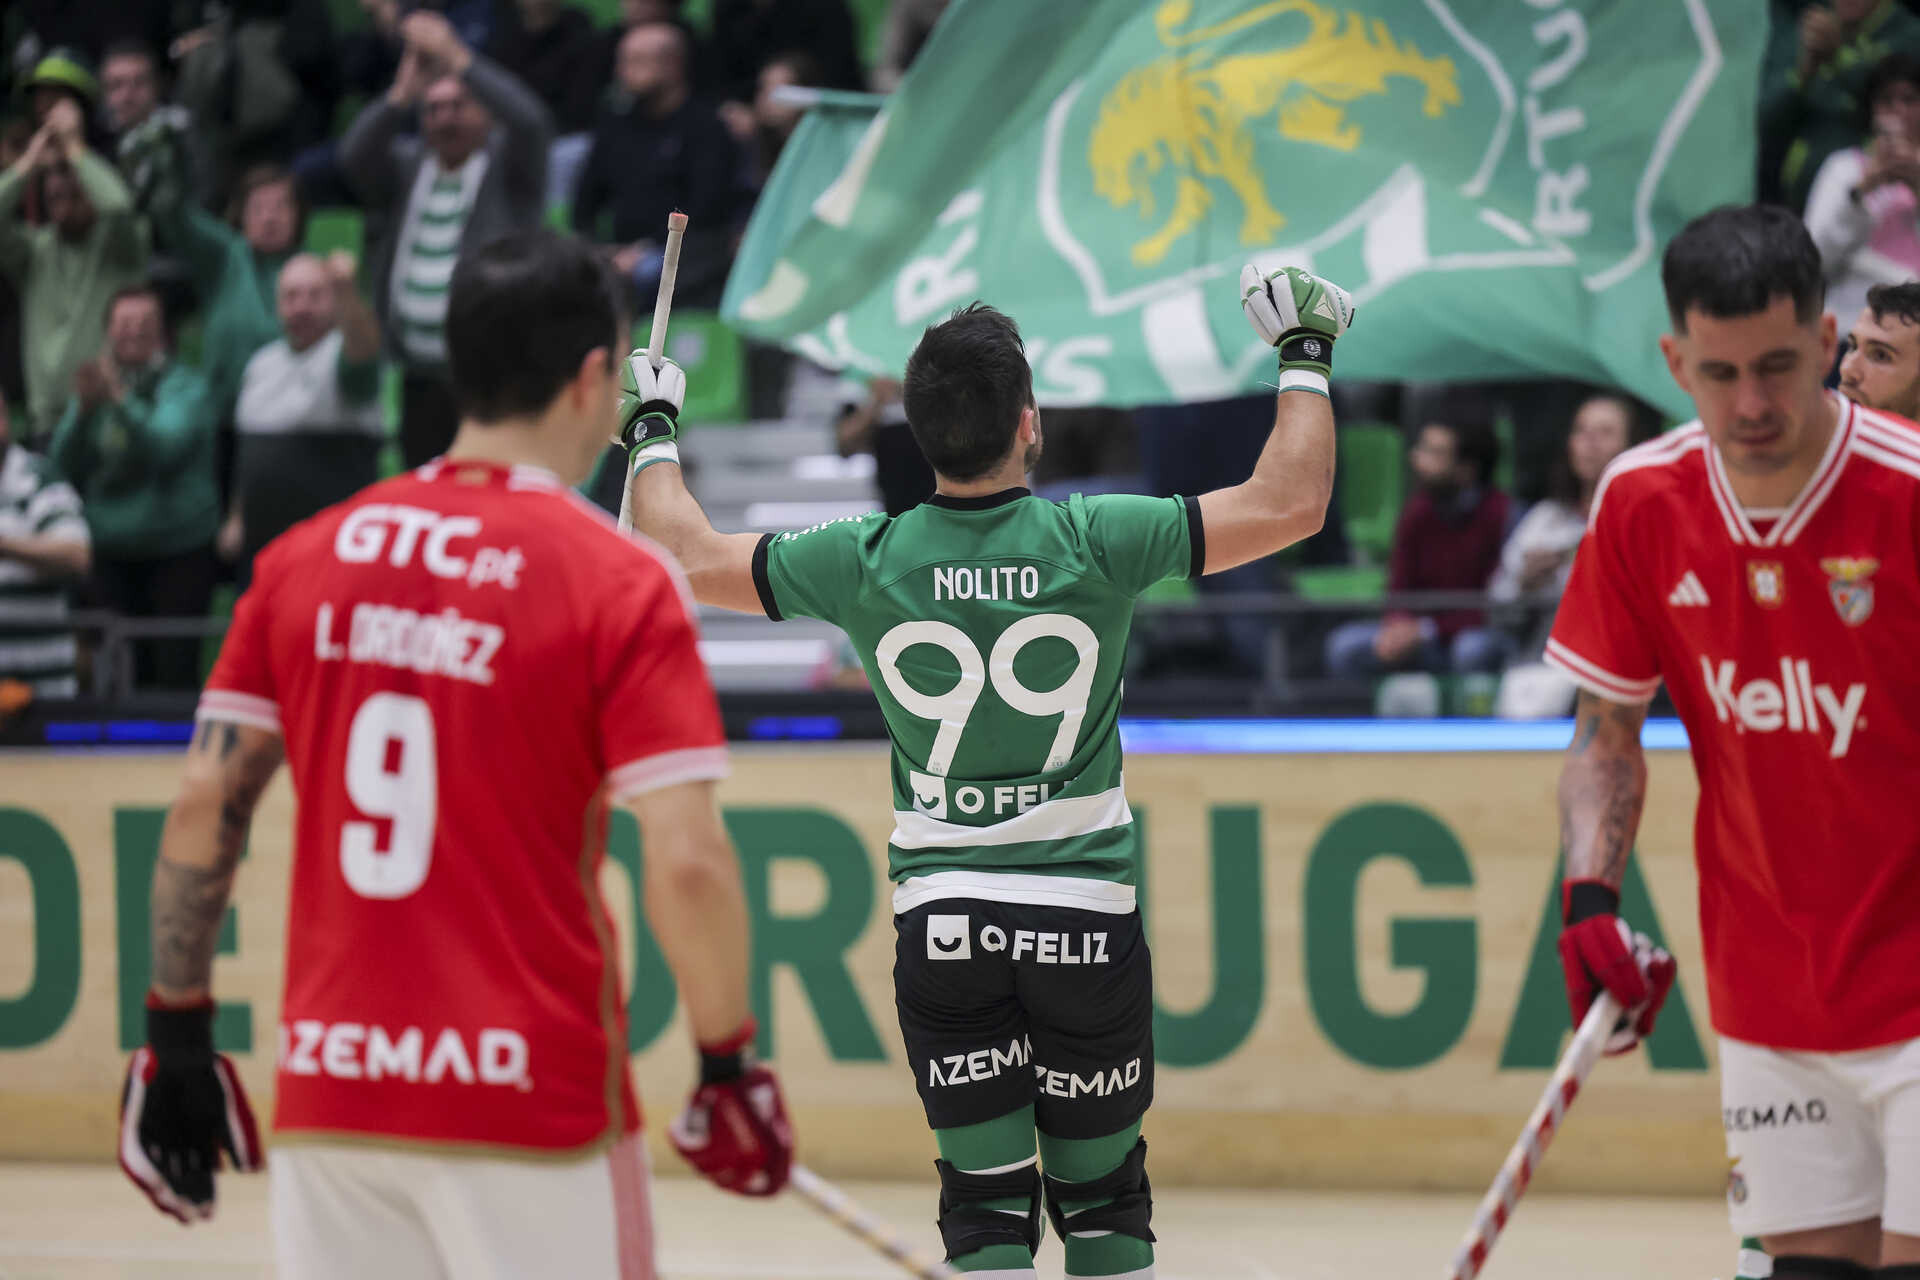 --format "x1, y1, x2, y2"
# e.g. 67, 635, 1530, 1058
722, 0, 1763, 417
